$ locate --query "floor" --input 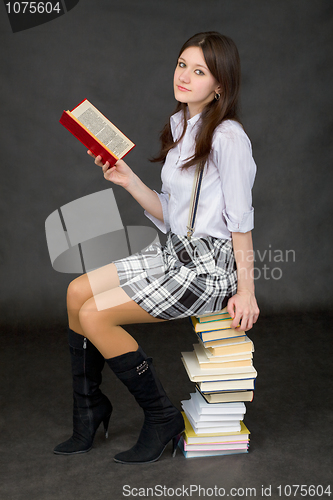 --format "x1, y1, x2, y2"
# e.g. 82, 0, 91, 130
0, 312, 332, 499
